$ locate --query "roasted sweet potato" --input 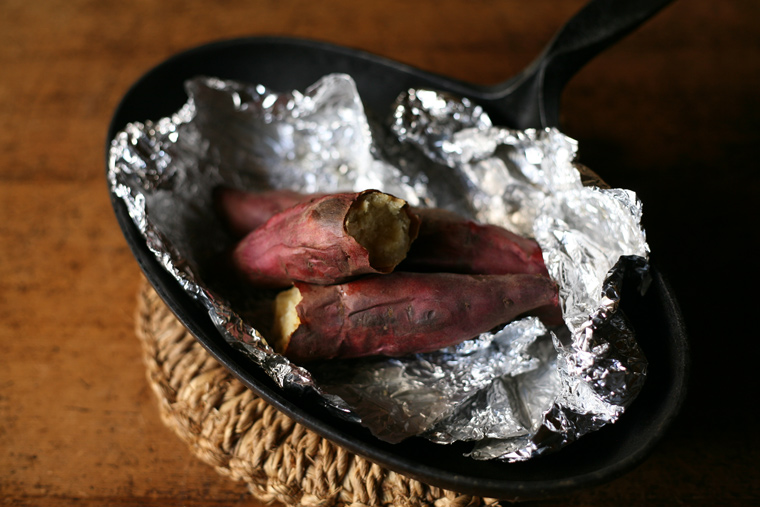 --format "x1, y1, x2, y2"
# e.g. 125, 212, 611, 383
232, 190, 420, 288
215, 187, 324, 238
271, 272, 561, 363
217, 188, 548, 276
400, 207, 548, 276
